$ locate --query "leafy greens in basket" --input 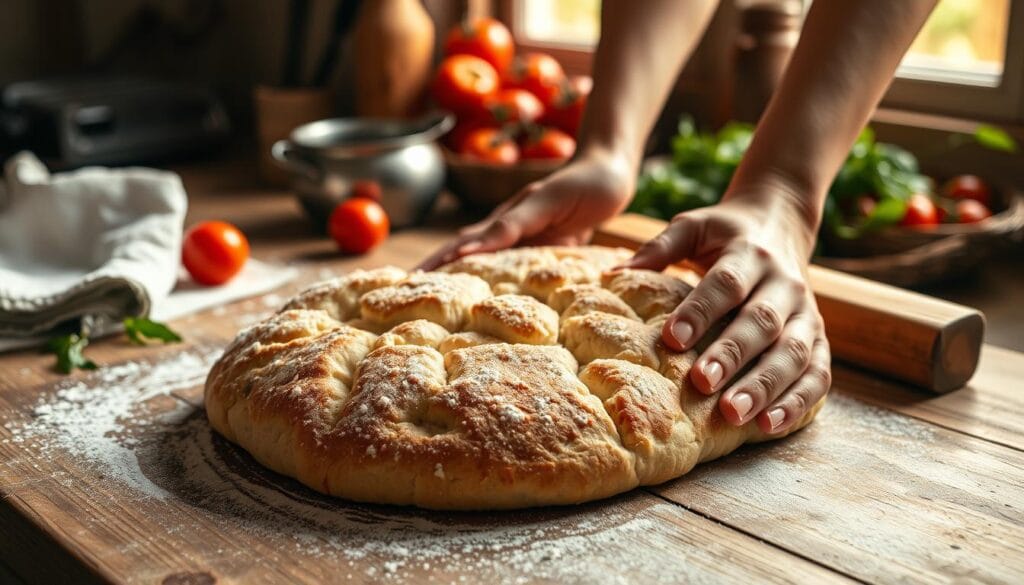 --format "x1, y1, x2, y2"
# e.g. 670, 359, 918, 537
629, 118, 1015, 243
